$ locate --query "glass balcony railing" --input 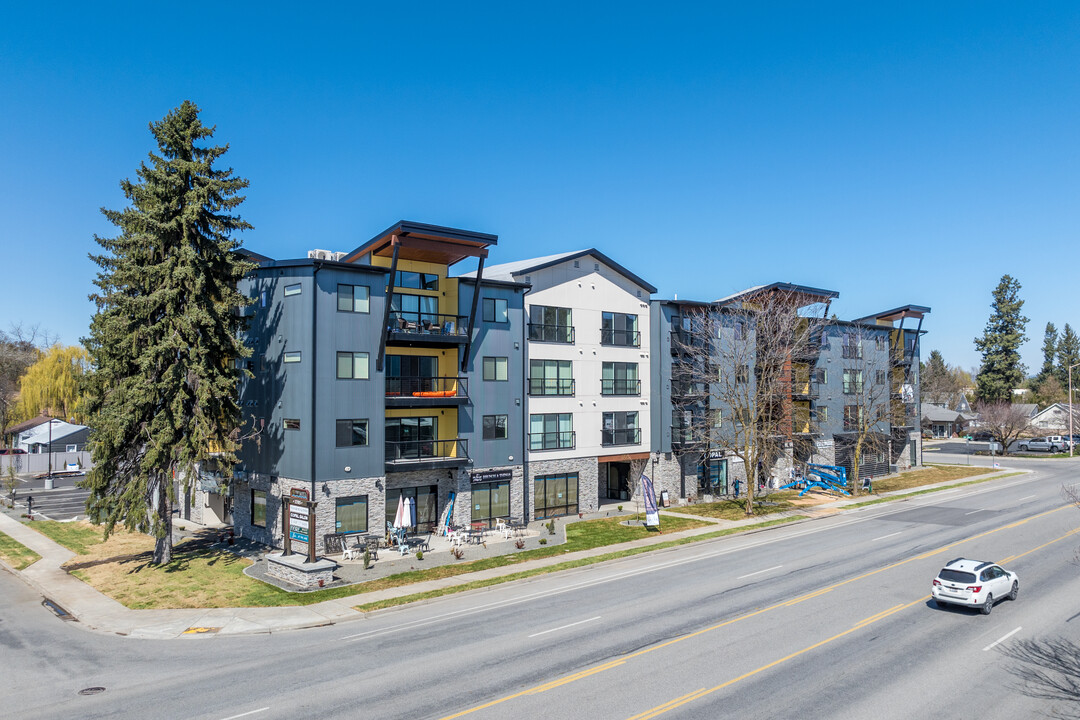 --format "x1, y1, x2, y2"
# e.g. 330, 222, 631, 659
600, 378, 641, 396
528, 431, 576, 451
600, 328, 641, 347
528, 323, 575, 344
385, 438, 468, 463
602, 427, 641, 446
528, 378, 575, 396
